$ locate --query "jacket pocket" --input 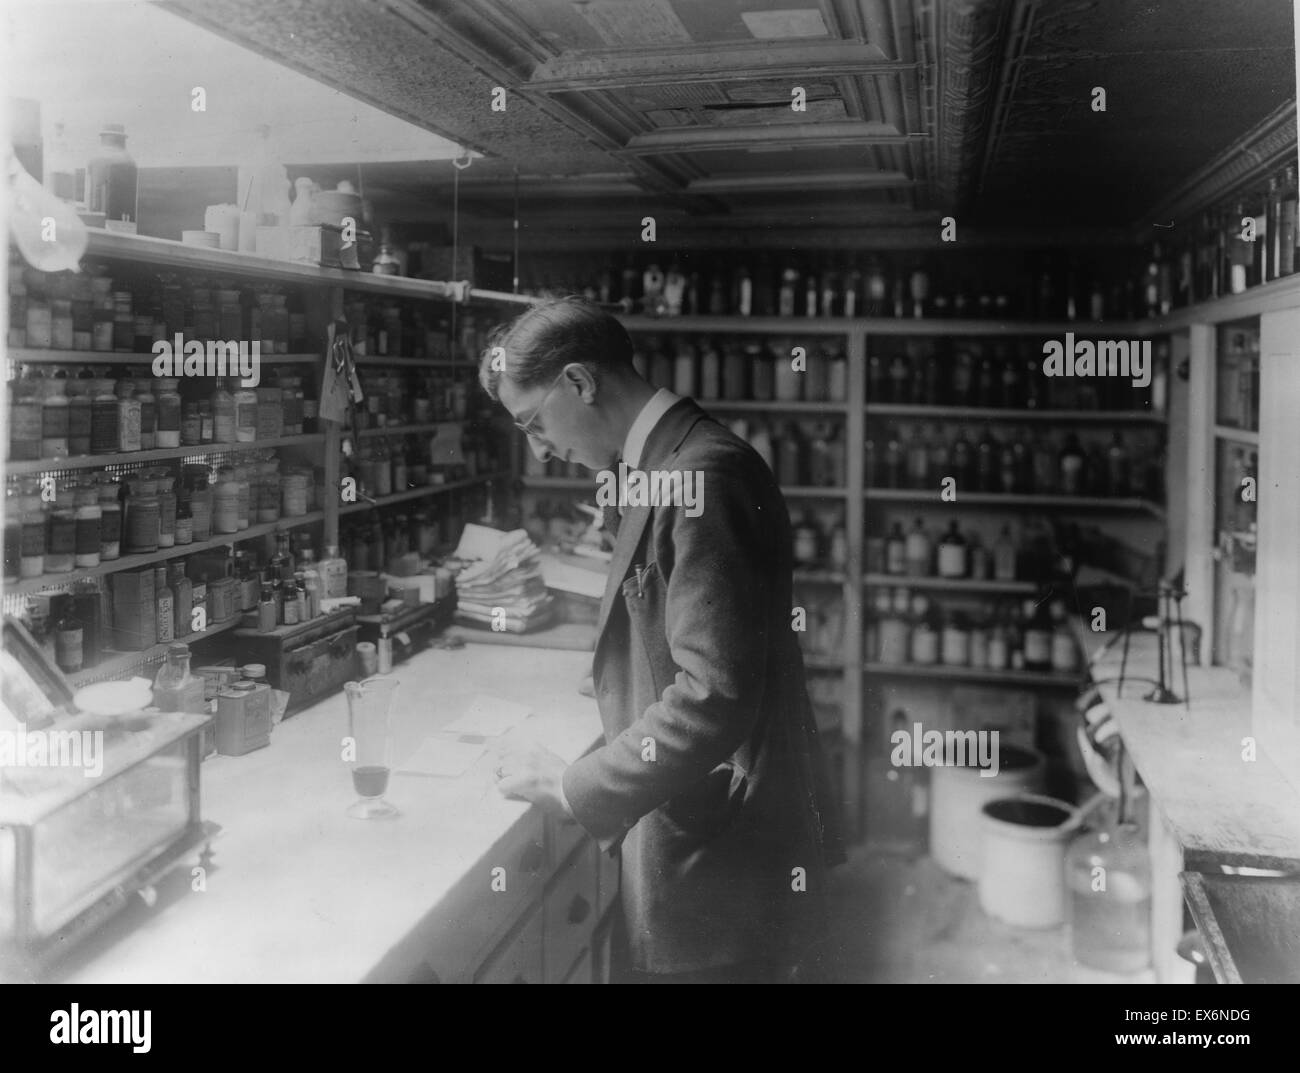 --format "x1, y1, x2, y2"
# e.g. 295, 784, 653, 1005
621, 561, 675, 698
661, 761, 749, 841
